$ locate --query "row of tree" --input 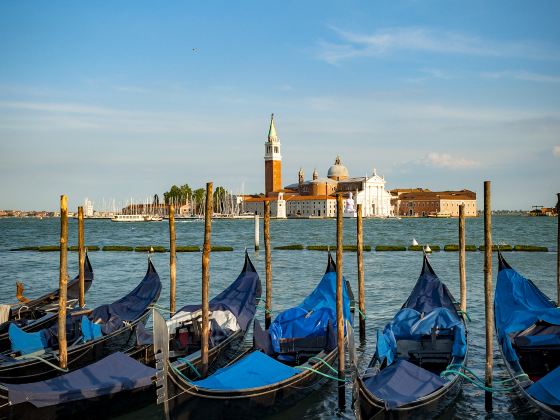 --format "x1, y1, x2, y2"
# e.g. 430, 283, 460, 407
160, 184, 230, 215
